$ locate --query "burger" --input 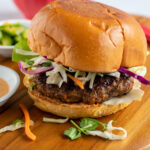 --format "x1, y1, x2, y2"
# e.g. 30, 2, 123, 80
13, 0, 148, 118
